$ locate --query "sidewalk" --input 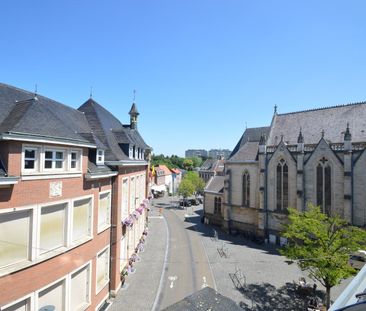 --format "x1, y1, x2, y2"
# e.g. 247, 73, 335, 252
192, 208, 352, 310
109, 206, 167, 311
